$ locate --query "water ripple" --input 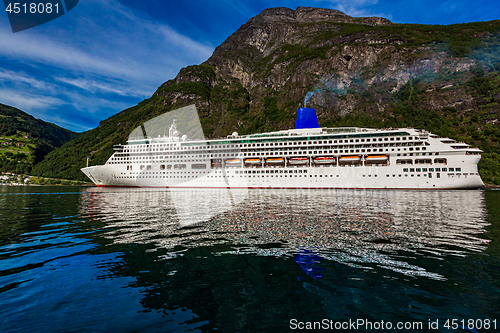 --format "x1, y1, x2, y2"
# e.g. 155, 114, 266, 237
78, 188, 490, 281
